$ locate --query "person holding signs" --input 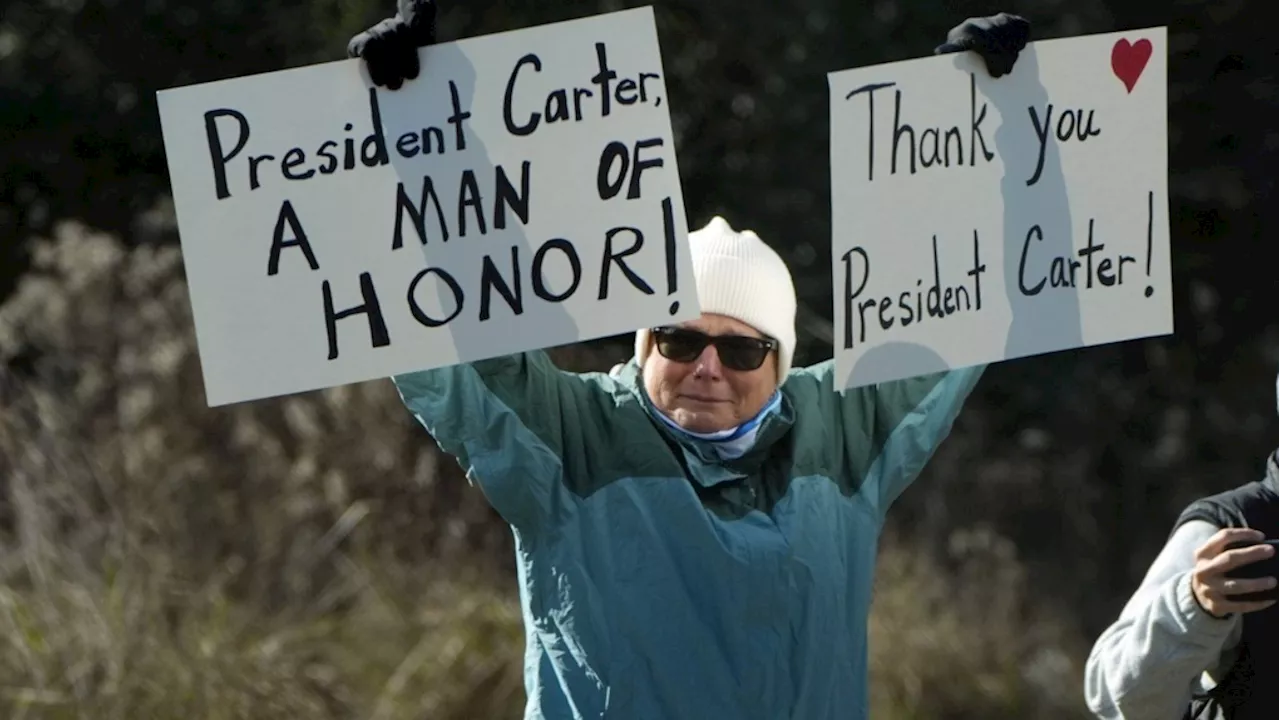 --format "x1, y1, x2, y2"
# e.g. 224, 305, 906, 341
349, 3, 1030, 718
1083, 383, 1278, 720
